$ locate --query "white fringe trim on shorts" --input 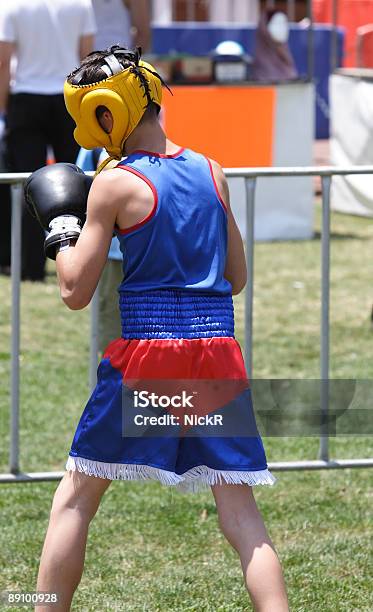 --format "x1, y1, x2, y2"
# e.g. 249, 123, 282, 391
176, 464, 277, 493
65, 455, 277, 493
